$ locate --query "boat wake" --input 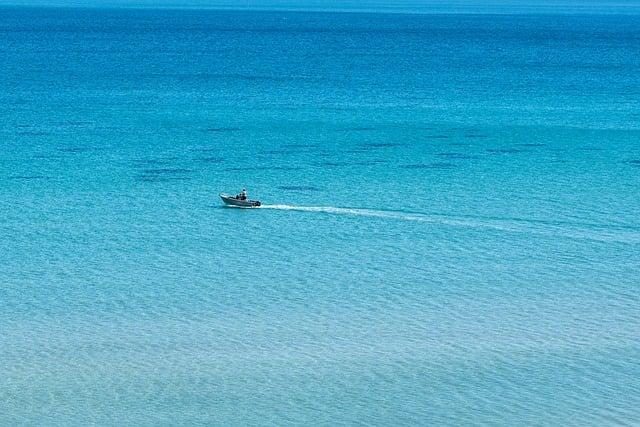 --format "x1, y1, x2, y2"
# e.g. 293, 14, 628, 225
258, 204, 640, 244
